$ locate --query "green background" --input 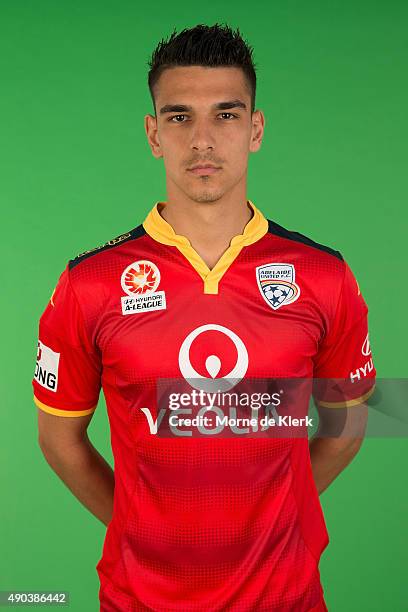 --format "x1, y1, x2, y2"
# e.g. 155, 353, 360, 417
1, 1, 407, 610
